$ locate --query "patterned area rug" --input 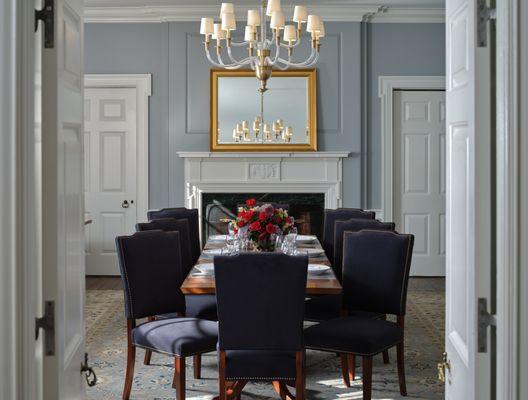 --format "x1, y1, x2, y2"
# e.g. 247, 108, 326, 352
86, 290, 444, 400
